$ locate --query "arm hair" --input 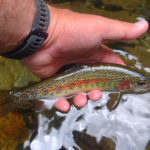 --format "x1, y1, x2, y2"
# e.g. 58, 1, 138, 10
0, 0, 34, 53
